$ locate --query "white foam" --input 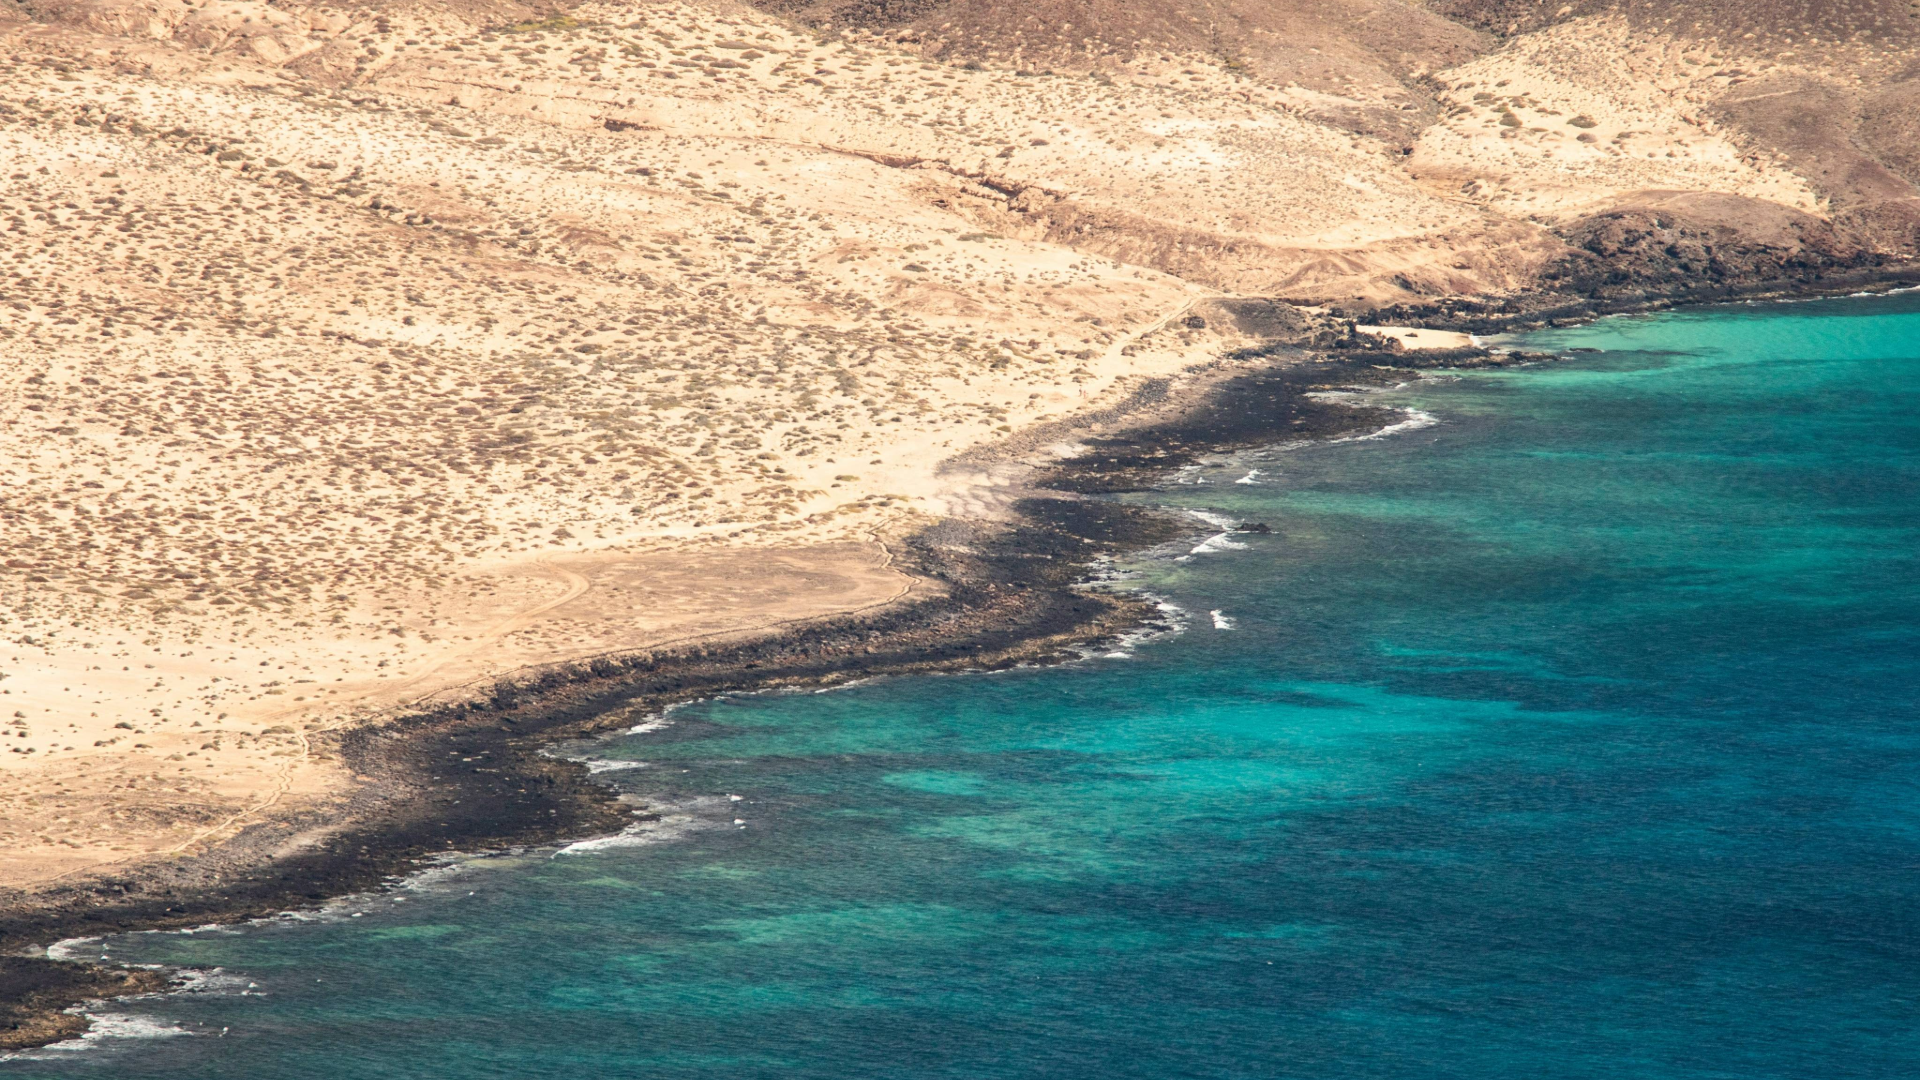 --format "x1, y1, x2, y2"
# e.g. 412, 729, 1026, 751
1305, 389, 1364, 404
1180, 509, 1251, 557
540, 704, 676, 774
67, 1011, 190, 1044
1190, 533, 1250, 555
613, 697, 709, 734
392, 859, 485, 894
554, 797, 725, 856
1210, 610, 1235, 630
584, 758, 649, 774
555, 817, 700, 854
1071, 592, 1186, 662
1340, 408, 1439, 442
1, 1010, 191, 1060
1233, 469, 1262, 485
171, 968, 253, 995
814, 676, 876, 693
552, 831, 646, 854
46, 936, 100, 961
